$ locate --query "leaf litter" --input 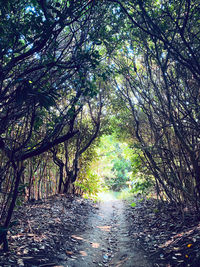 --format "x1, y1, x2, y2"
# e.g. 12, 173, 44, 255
0, 194, 200, 267
126, 196, 200, 267
0, 195, 98, 267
